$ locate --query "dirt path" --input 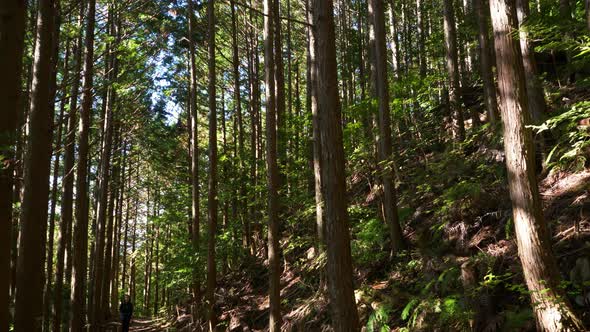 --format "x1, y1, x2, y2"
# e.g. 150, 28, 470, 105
129, 318, 165, 331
